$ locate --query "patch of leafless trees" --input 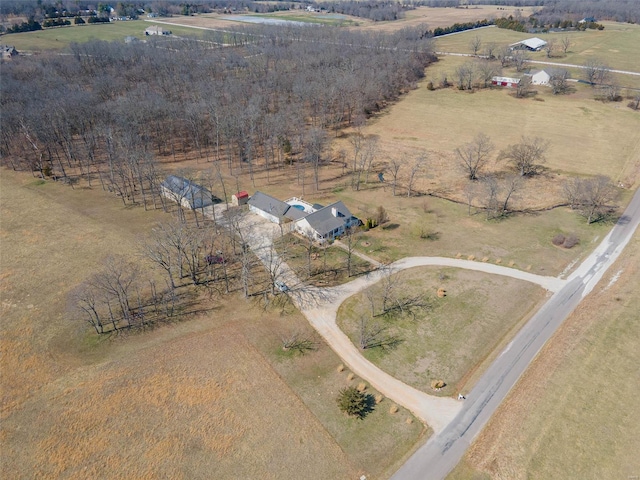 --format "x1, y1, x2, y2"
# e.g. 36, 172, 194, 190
1, 24, 434, 199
